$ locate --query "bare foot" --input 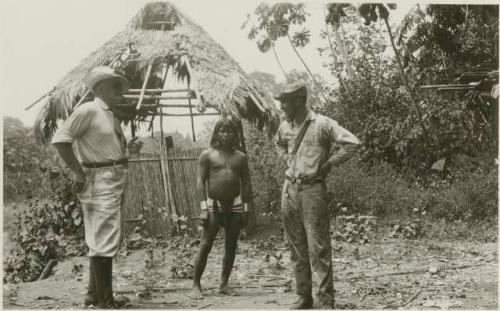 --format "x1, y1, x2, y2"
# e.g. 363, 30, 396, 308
190, 286, 204, 300
218, 285, 239, 296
